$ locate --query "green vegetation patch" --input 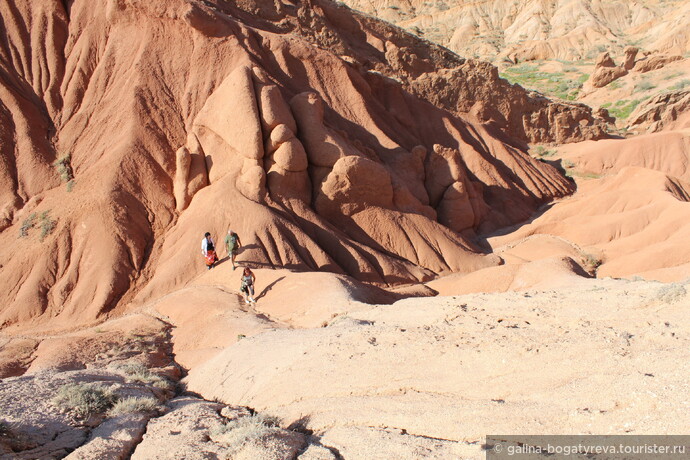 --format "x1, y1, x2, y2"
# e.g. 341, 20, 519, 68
606, 80, 623, 90
19, 213, 37, 238
634, 80, 657, 92
53, 154, 74, 183
500, 64, 585, 100
19, 211, 57, 240
603, 99, 643, 121
39, 211, 57, 242
531, 146, 557, 158
663, 71, 685, 80
670, 79, 690, 91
